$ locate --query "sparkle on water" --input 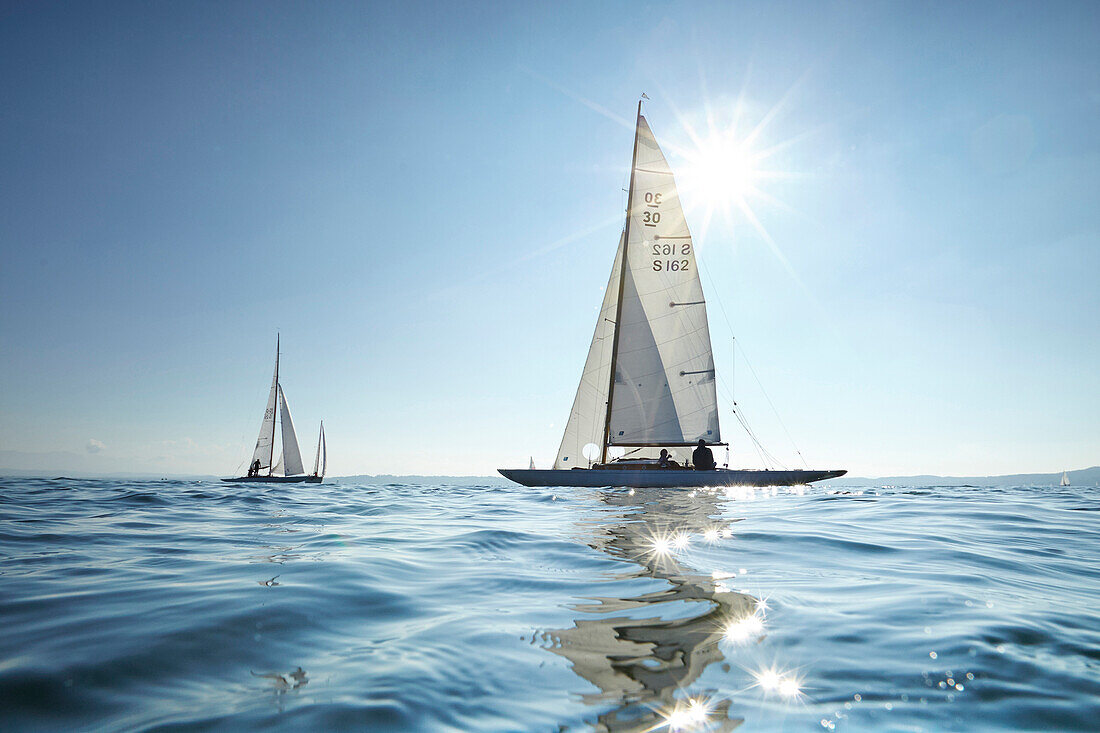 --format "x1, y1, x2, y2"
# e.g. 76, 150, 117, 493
658, 695, 714, 732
